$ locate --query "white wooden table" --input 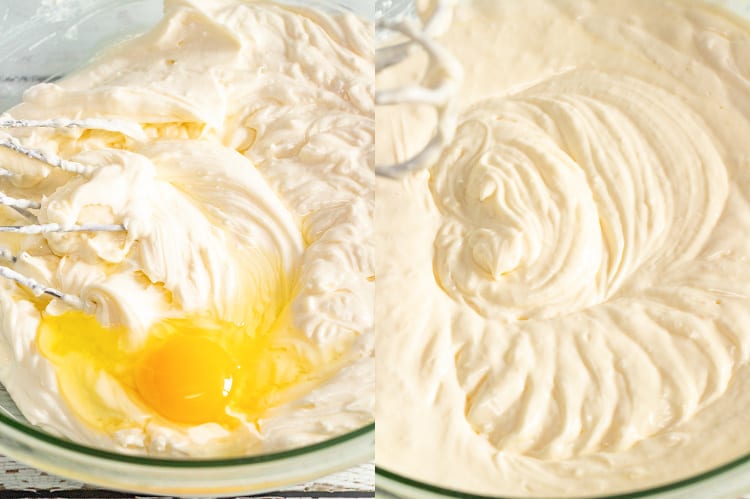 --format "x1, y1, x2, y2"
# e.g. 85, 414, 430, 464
0, 457, 374, 498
